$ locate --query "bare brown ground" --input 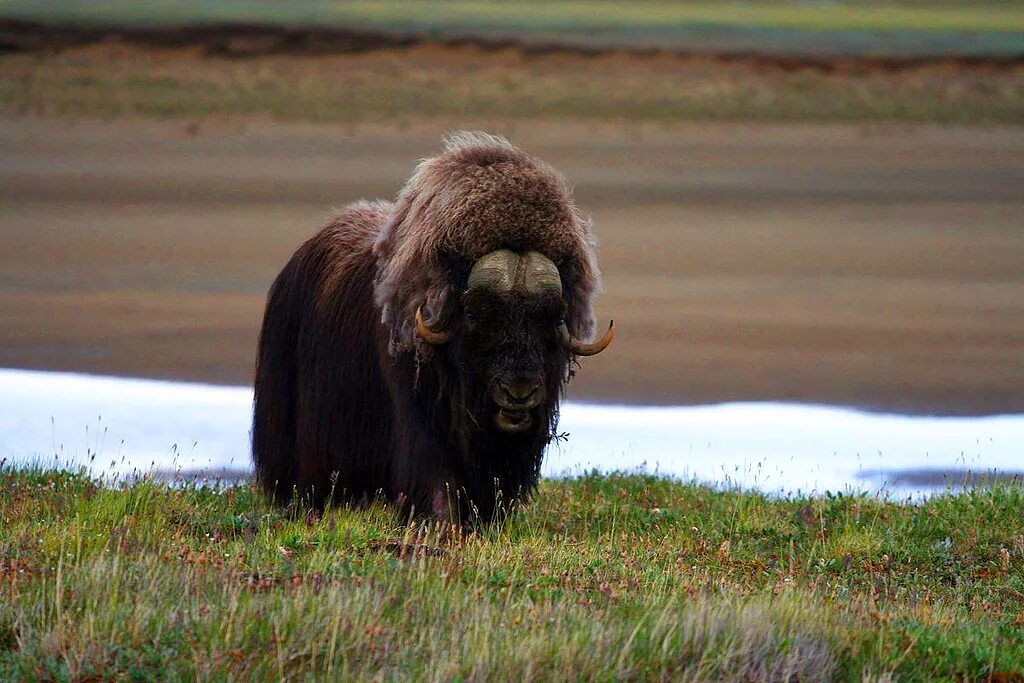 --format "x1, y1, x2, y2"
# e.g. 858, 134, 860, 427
1, 117, 1022, 414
